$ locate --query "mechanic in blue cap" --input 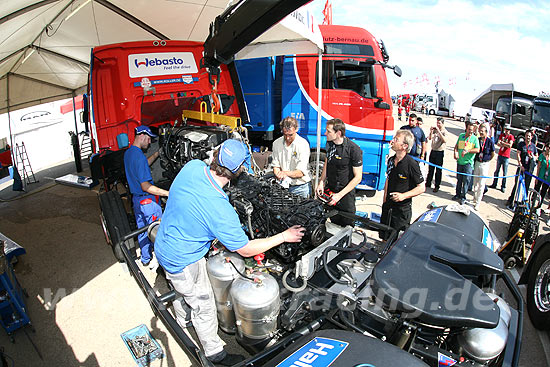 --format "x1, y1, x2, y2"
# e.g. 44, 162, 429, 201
124, 125, 169, 267
155, 139, 305, 366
